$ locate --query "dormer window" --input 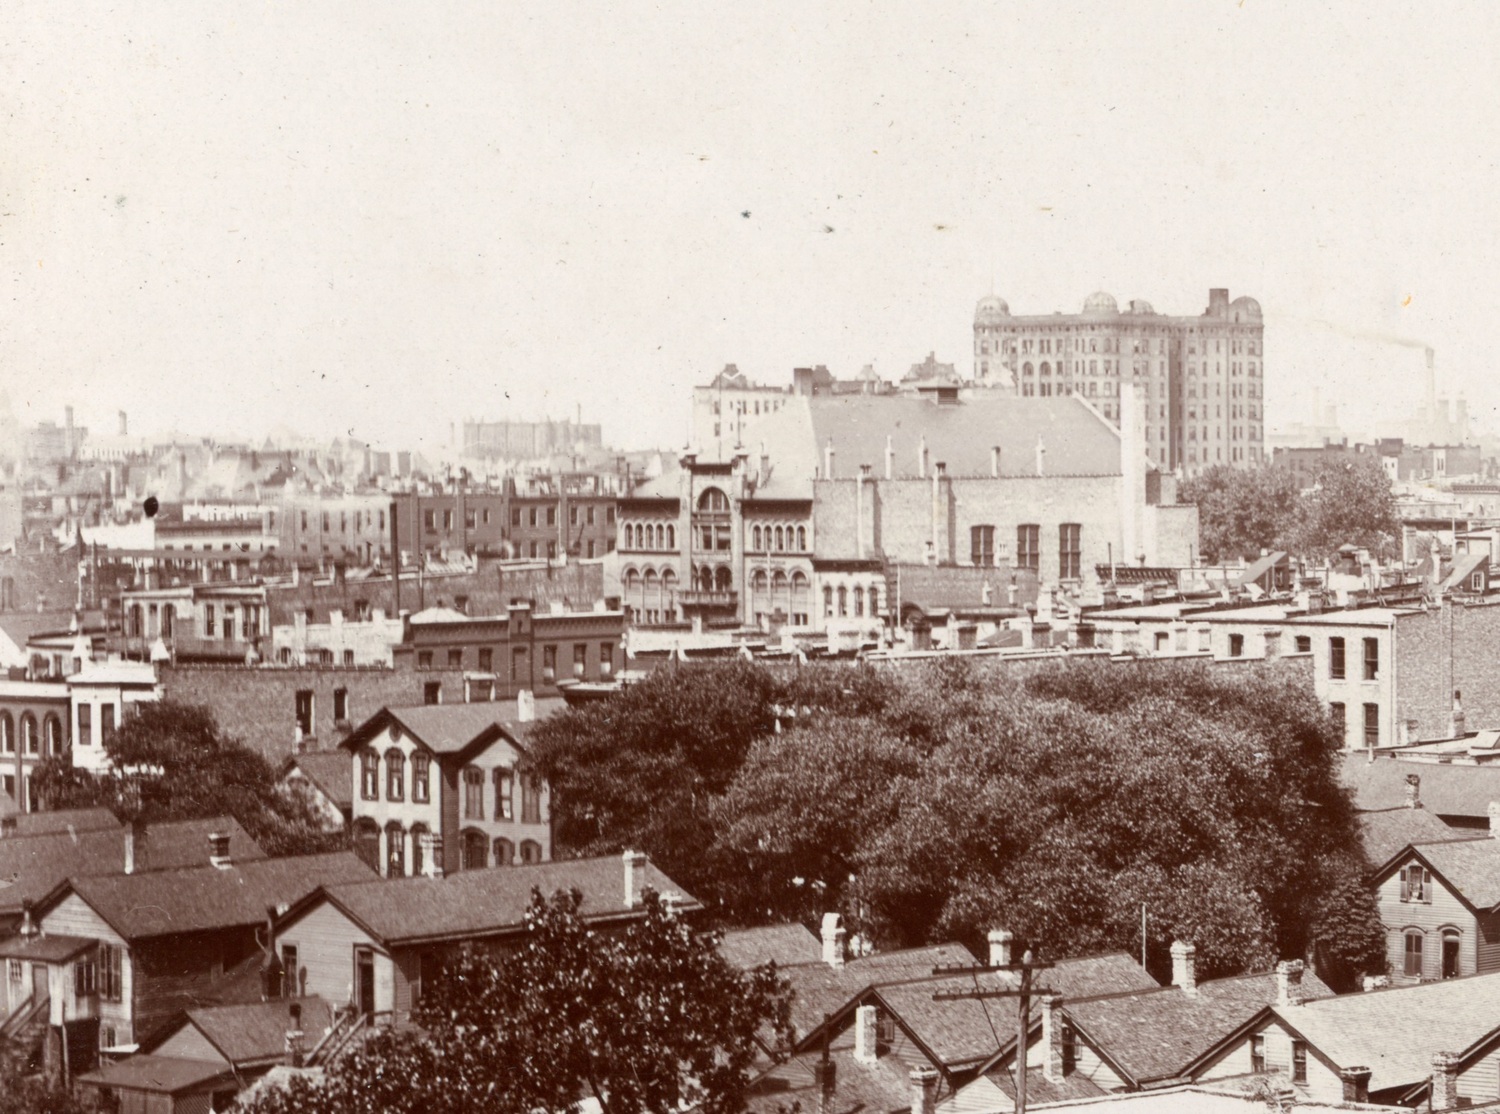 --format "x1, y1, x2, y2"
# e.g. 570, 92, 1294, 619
1400, 863, 1431, 904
